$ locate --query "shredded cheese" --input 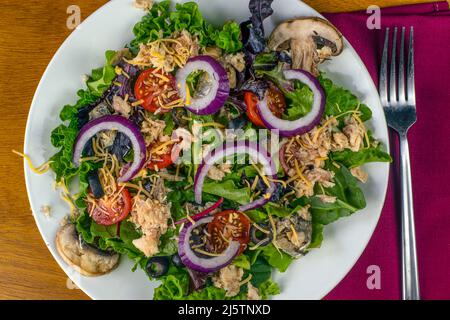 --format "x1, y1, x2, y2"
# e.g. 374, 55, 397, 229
285, 175, 299, 184
352, 112, 371, 148
239, 274, 253, 286
114, 66, 123, 75
267, 177, 287, 188
251, 163, 271, 189
294, 159, 312, 188
249, 238, 271, 250
60, 193, 77, 217
119, 182, 152, 199
194, 248, 224, 257
268, 213, 283, 257
127, 34, 196, 73
312, 110, 361, 143
289, 224, 300, 246
252, 223, 270, 235
249, 190, 261, 202
250, 175, 259, 191
192, 122, 225, 129
151, 140, 177, 154
281, 190, 296, 201
218, 230, 231, 244
244, 179, 252, 190
185, 84, 192, 106
132, 99, 144, 107
332, 161, 341, 169
285, 138, 295, 153
12, 150, 52, 174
